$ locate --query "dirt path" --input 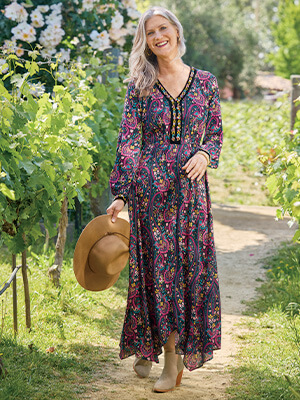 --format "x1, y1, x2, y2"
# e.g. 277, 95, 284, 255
83, 204, 295, 400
